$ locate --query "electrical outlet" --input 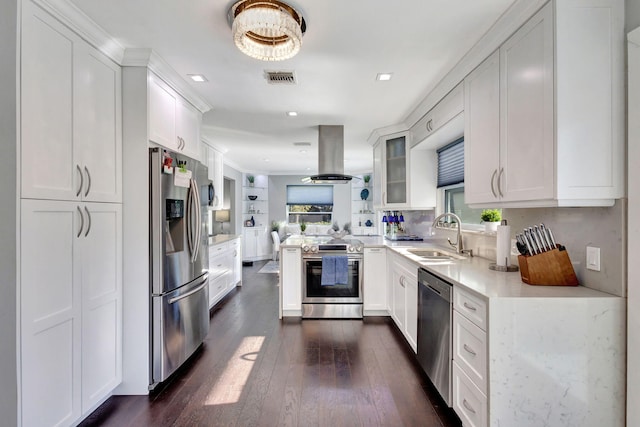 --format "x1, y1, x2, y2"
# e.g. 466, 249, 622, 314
586, 246, 601, 271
